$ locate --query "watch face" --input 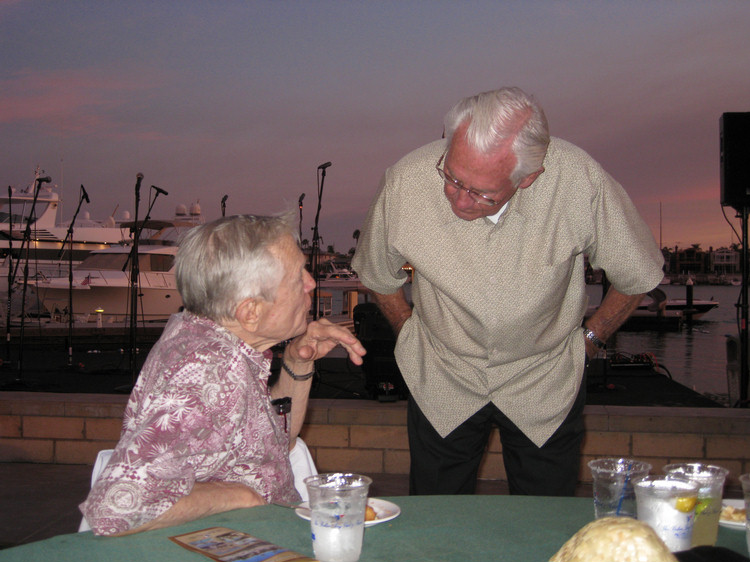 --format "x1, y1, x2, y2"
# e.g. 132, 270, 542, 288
585, 329, 605, 349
